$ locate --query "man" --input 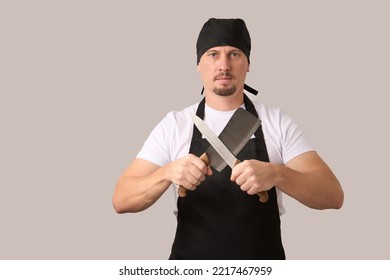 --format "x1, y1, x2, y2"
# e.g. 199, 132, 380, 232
113, 18, 344, 259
